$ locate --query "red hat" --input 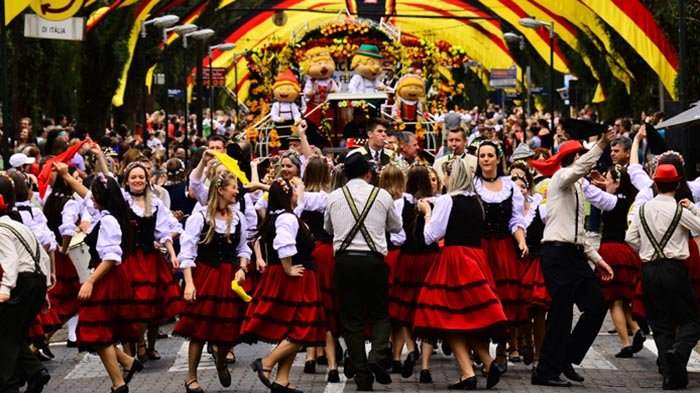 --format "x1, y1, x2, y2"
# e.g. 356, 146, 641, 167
272, 69, 300, 92
653, 164, 682, 183
529, 140, 588, 177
